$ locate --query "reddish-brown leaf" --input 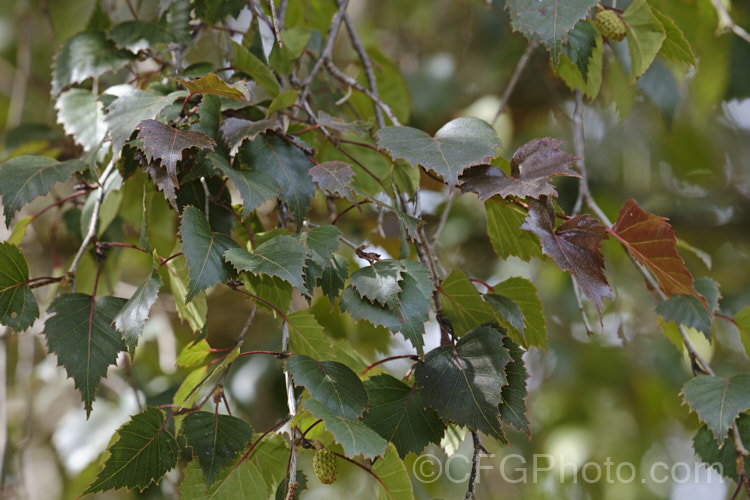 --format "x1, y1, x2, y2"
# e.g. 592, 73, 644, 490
135, 119, 216, 187
521, 198, 612, 313
611, 198, 704, 306
460, 137, 580, 200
